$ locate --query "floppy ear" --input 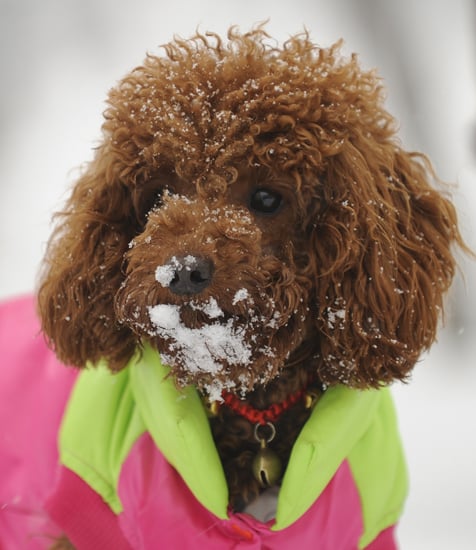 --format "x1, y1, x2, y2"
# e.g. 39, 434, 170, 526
310, 142, 461, 387
37, 145, 141, 370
